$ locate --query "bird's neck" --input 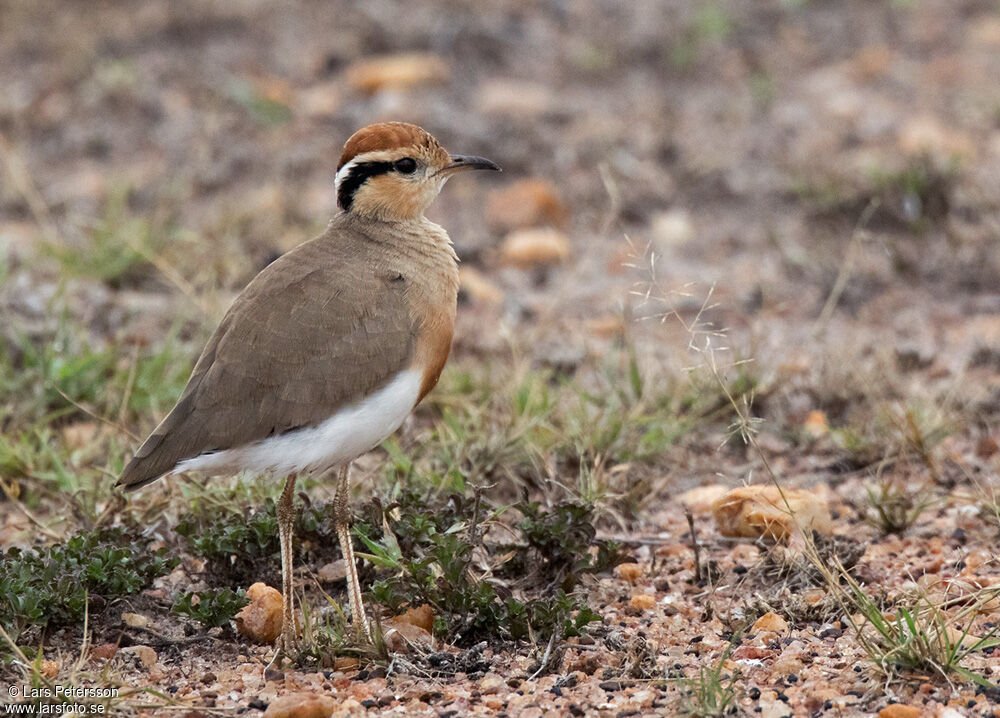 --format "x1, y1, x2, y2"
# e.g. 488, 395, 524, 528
333, 212, 459, 299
